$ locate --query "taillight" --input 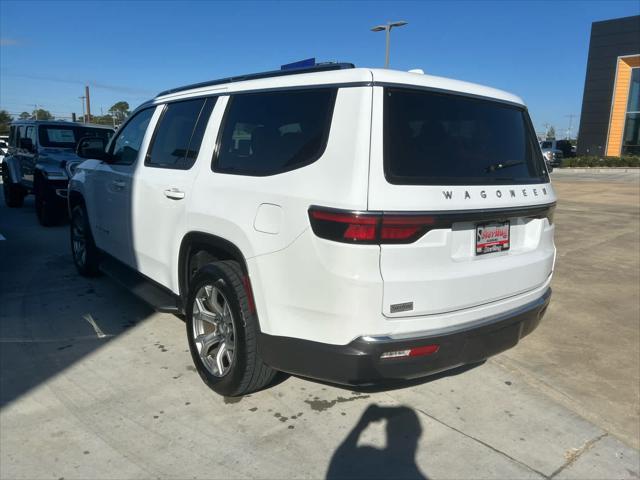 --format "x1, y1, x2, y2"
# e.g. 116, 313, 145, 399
308, 207, 435, 244
309, 203, 556, 244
